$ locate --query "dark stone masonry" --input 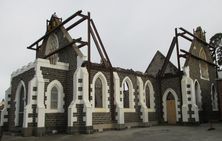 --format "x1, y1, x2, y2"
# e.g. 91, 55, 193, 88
0, 12, 220, 137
